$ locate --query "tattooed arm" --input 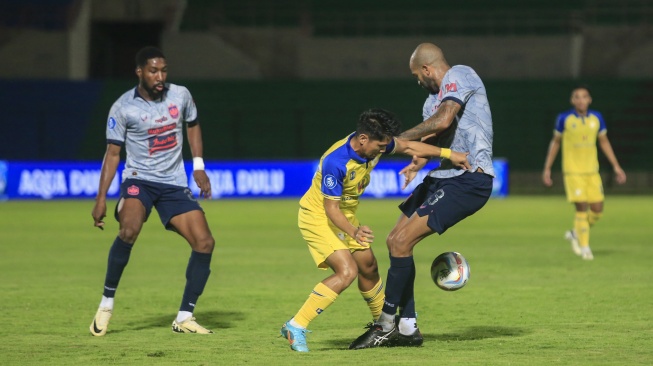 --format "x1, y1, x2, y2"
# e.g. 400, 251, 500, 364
398, 99, 461, 141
